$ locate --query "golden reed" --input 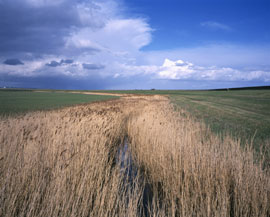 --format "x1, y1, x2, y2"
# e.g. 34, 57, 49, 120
0, 95, 269, 216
